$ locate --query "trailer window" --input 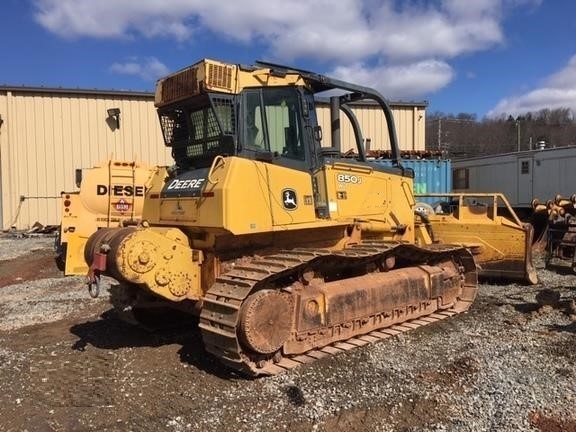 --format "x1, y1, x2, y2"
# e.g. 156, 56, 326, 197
520, 161, 530, 175
453, 168, 469, 189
